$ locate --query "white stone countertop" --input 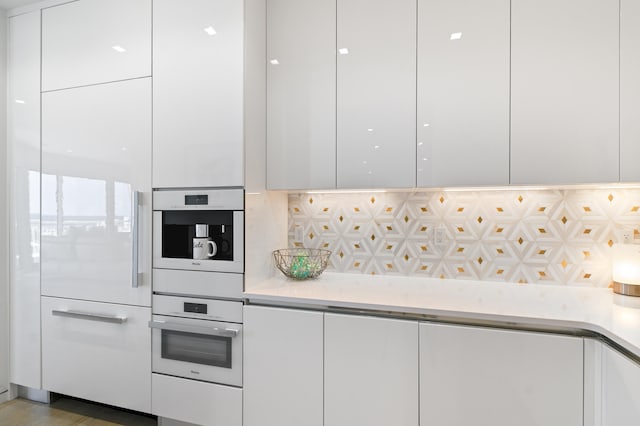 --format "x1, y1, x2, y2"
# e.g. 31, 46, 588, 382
244, 272, 640, 358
